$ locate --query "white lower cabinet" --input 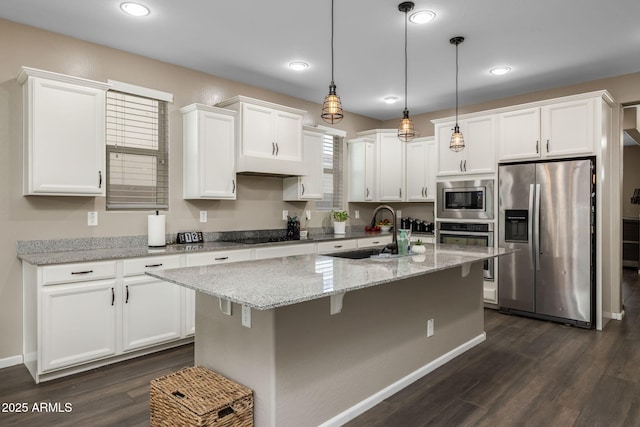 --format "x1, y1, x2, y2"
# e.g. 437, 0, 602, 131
316, 239, 358, 253
121, 276, 182, 352
357, 235, 393, 248
41, 279, 117, 372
